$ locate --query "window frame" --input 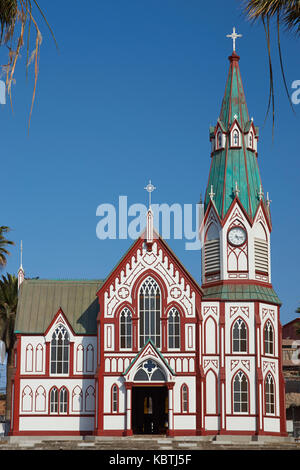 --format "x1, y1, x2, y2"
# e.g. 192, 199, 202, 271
139, 277, 161, 349
120, 307, 133, 350
50, 386, 69, 415
265, 373, 275, 415
50, 324, 70, 376
111, 384, 119, 413
167, 307, 181, 350
181, 384, 189, 413
232, 318, 248, 353
232, 129, 240, 147
233, 371, 249, 414
264, 320, 274, 356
